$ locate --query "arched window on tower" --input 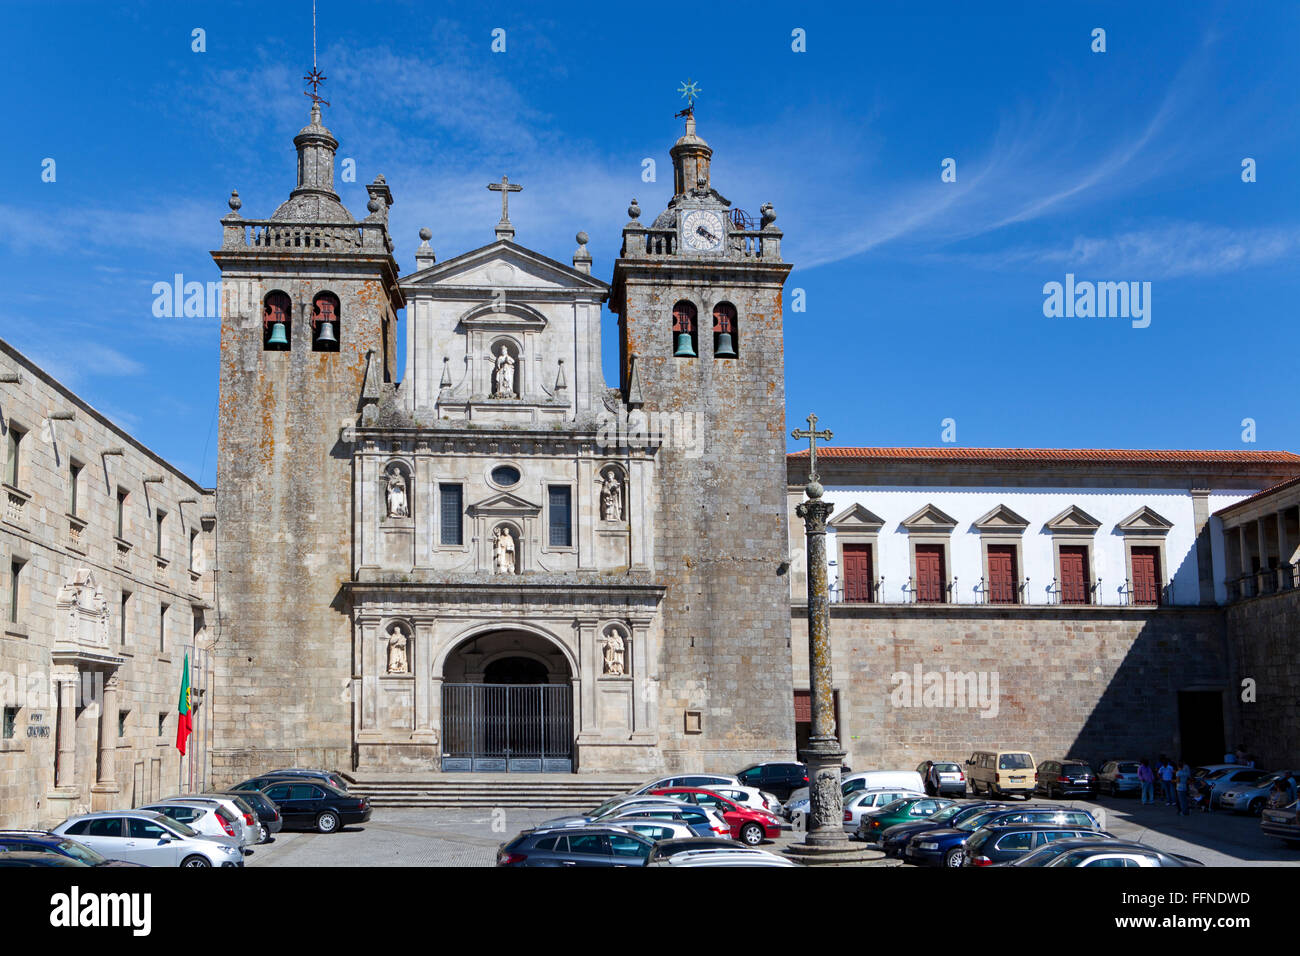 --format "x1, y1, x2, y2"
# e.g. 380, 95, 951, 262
311, 292, 340, 352
263, 291, 292, 351
671, 300, 698, 358
712, 302, 738, 359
